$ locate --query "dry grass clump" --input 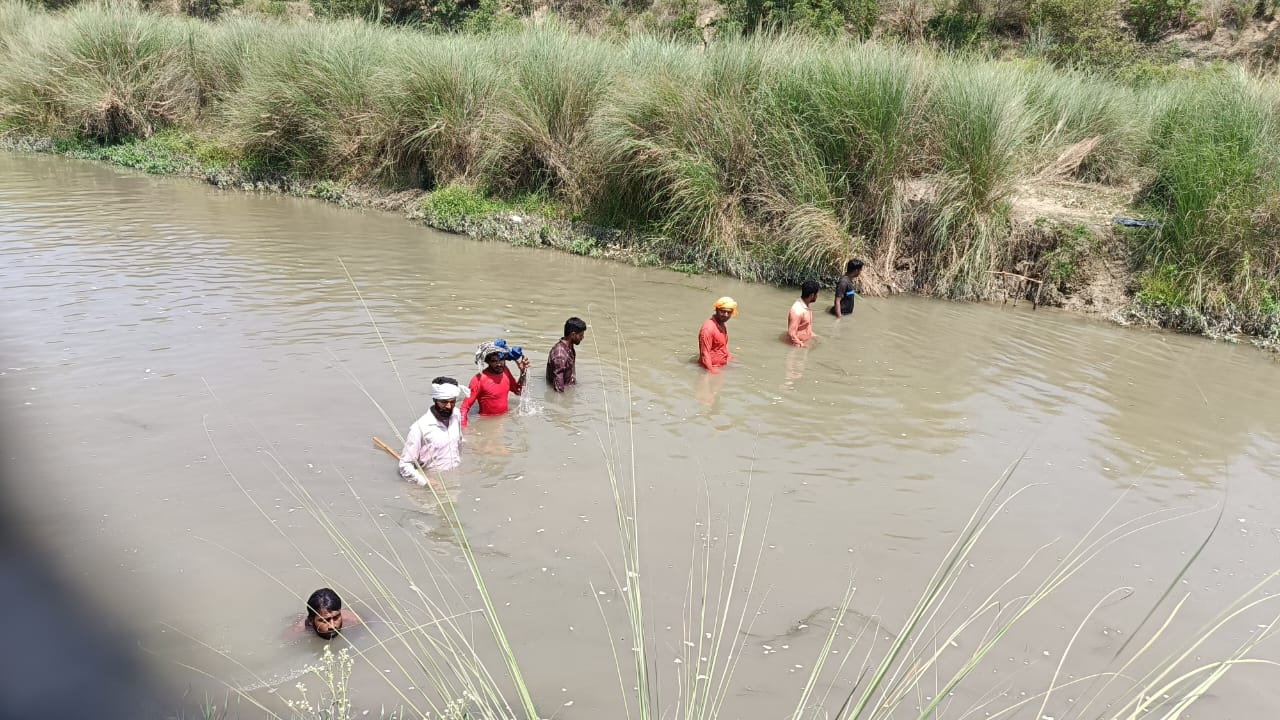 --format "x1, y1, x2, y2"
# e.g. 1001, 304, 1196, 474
222, 20, 393, 176
372, 36, 497, 188
0, 4, 201, 141
480, 25, 616, 207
